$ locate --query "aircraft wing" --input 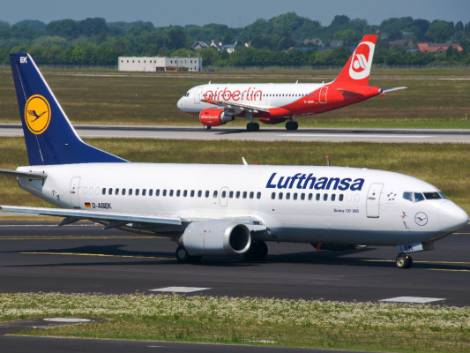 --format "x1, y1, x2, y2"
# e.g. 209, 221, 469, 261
201, 99, 270, 113
0, 168, 47, 179
0, 205, 182, 227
